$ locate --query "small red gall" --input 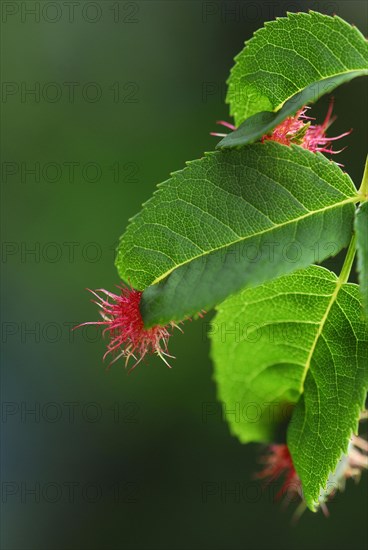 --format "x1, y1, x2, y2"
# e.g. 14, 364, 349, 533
261, 100, 351, 154
257, 427, 368, 519
75, 285, 180, 371
211, 100, 351, 157
256, 444, 302, 503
